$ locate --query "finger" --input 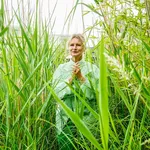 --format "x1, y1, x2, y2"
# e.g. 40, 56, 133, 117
74, 62, 80, 66
72, 68, 77, 74
74, 65, 80, 70
72, 68, 80, 75
72, 66, 79, 72
75, 68, 80, 74
72, 66, 77, 71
